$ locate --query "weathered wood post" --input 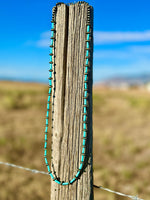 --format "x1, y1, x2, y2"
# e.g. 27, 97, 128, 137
48, 2, 93, 199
